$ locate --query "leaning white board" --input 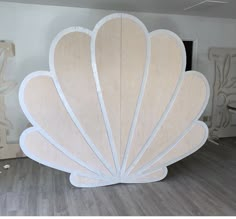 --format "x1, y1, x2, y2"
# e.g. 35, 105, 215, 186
19, 13, 210, 188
